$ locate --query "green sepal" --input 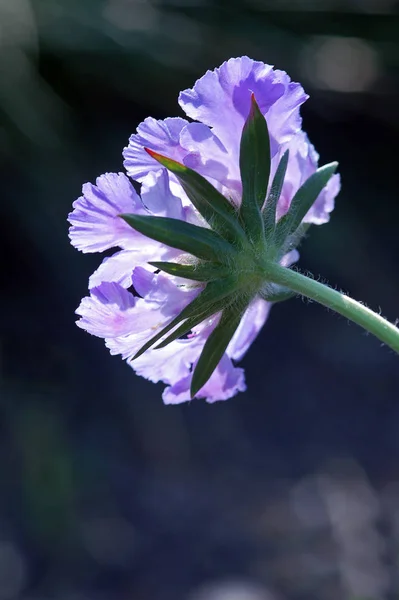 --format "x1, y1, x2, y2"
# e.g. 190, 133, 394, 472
145, 149, 246, 245
239, 94, 270, 242
190, 303, 247, 398
262, 149, 289, 236
130, 276, 240, 360
259, 283, 296, 303
121, 214, 234, 263
275, 162, 338, 247
281, 222, 311, 254
154, 294, 235, 350
149, 261, 229, 282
